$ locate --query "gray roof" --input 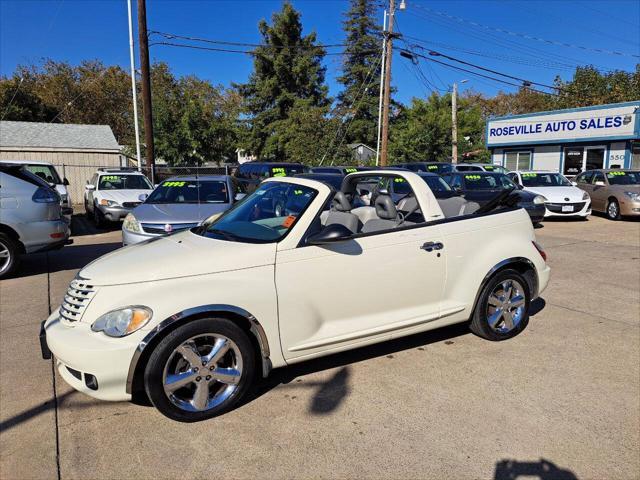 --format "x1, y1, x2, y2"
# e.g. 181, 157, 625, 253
348, 143, 375, 151
0, 121, 120, 150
